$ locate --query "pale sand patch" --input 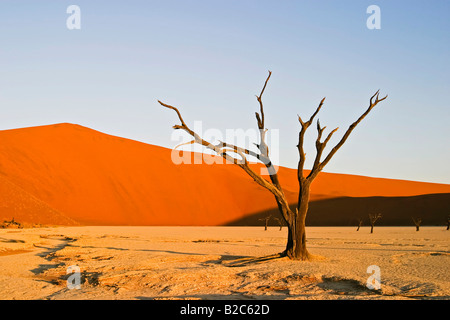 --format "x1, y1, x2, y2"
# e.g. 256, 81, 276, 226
0, 226, 448, 300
